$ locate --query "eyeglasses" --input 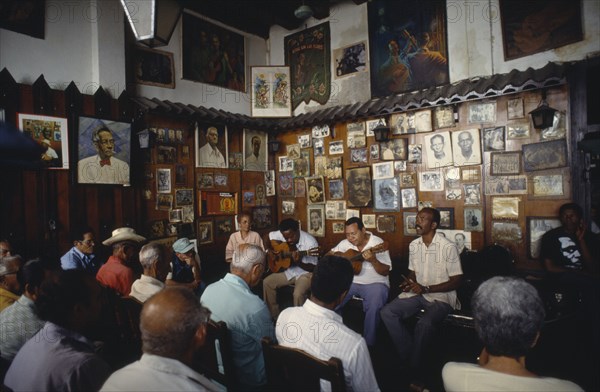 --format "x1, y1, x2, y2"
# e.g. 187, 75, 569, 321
80, 240, 95, 246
